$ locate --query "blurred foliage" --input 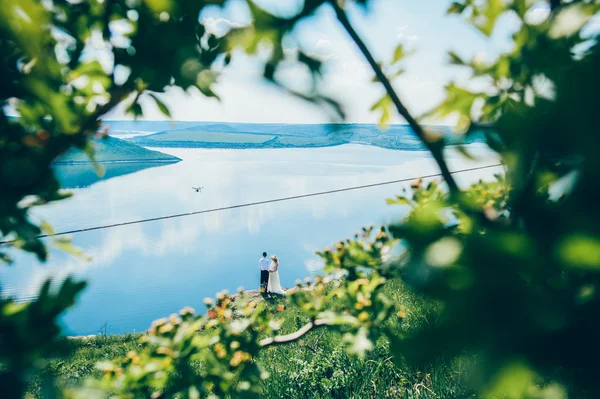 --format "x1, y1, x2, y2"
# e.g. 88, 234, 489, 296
0, 0, 343, 263
0, 278, 85, 397
1, 0, 600, 398
25, 281, 475, 399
